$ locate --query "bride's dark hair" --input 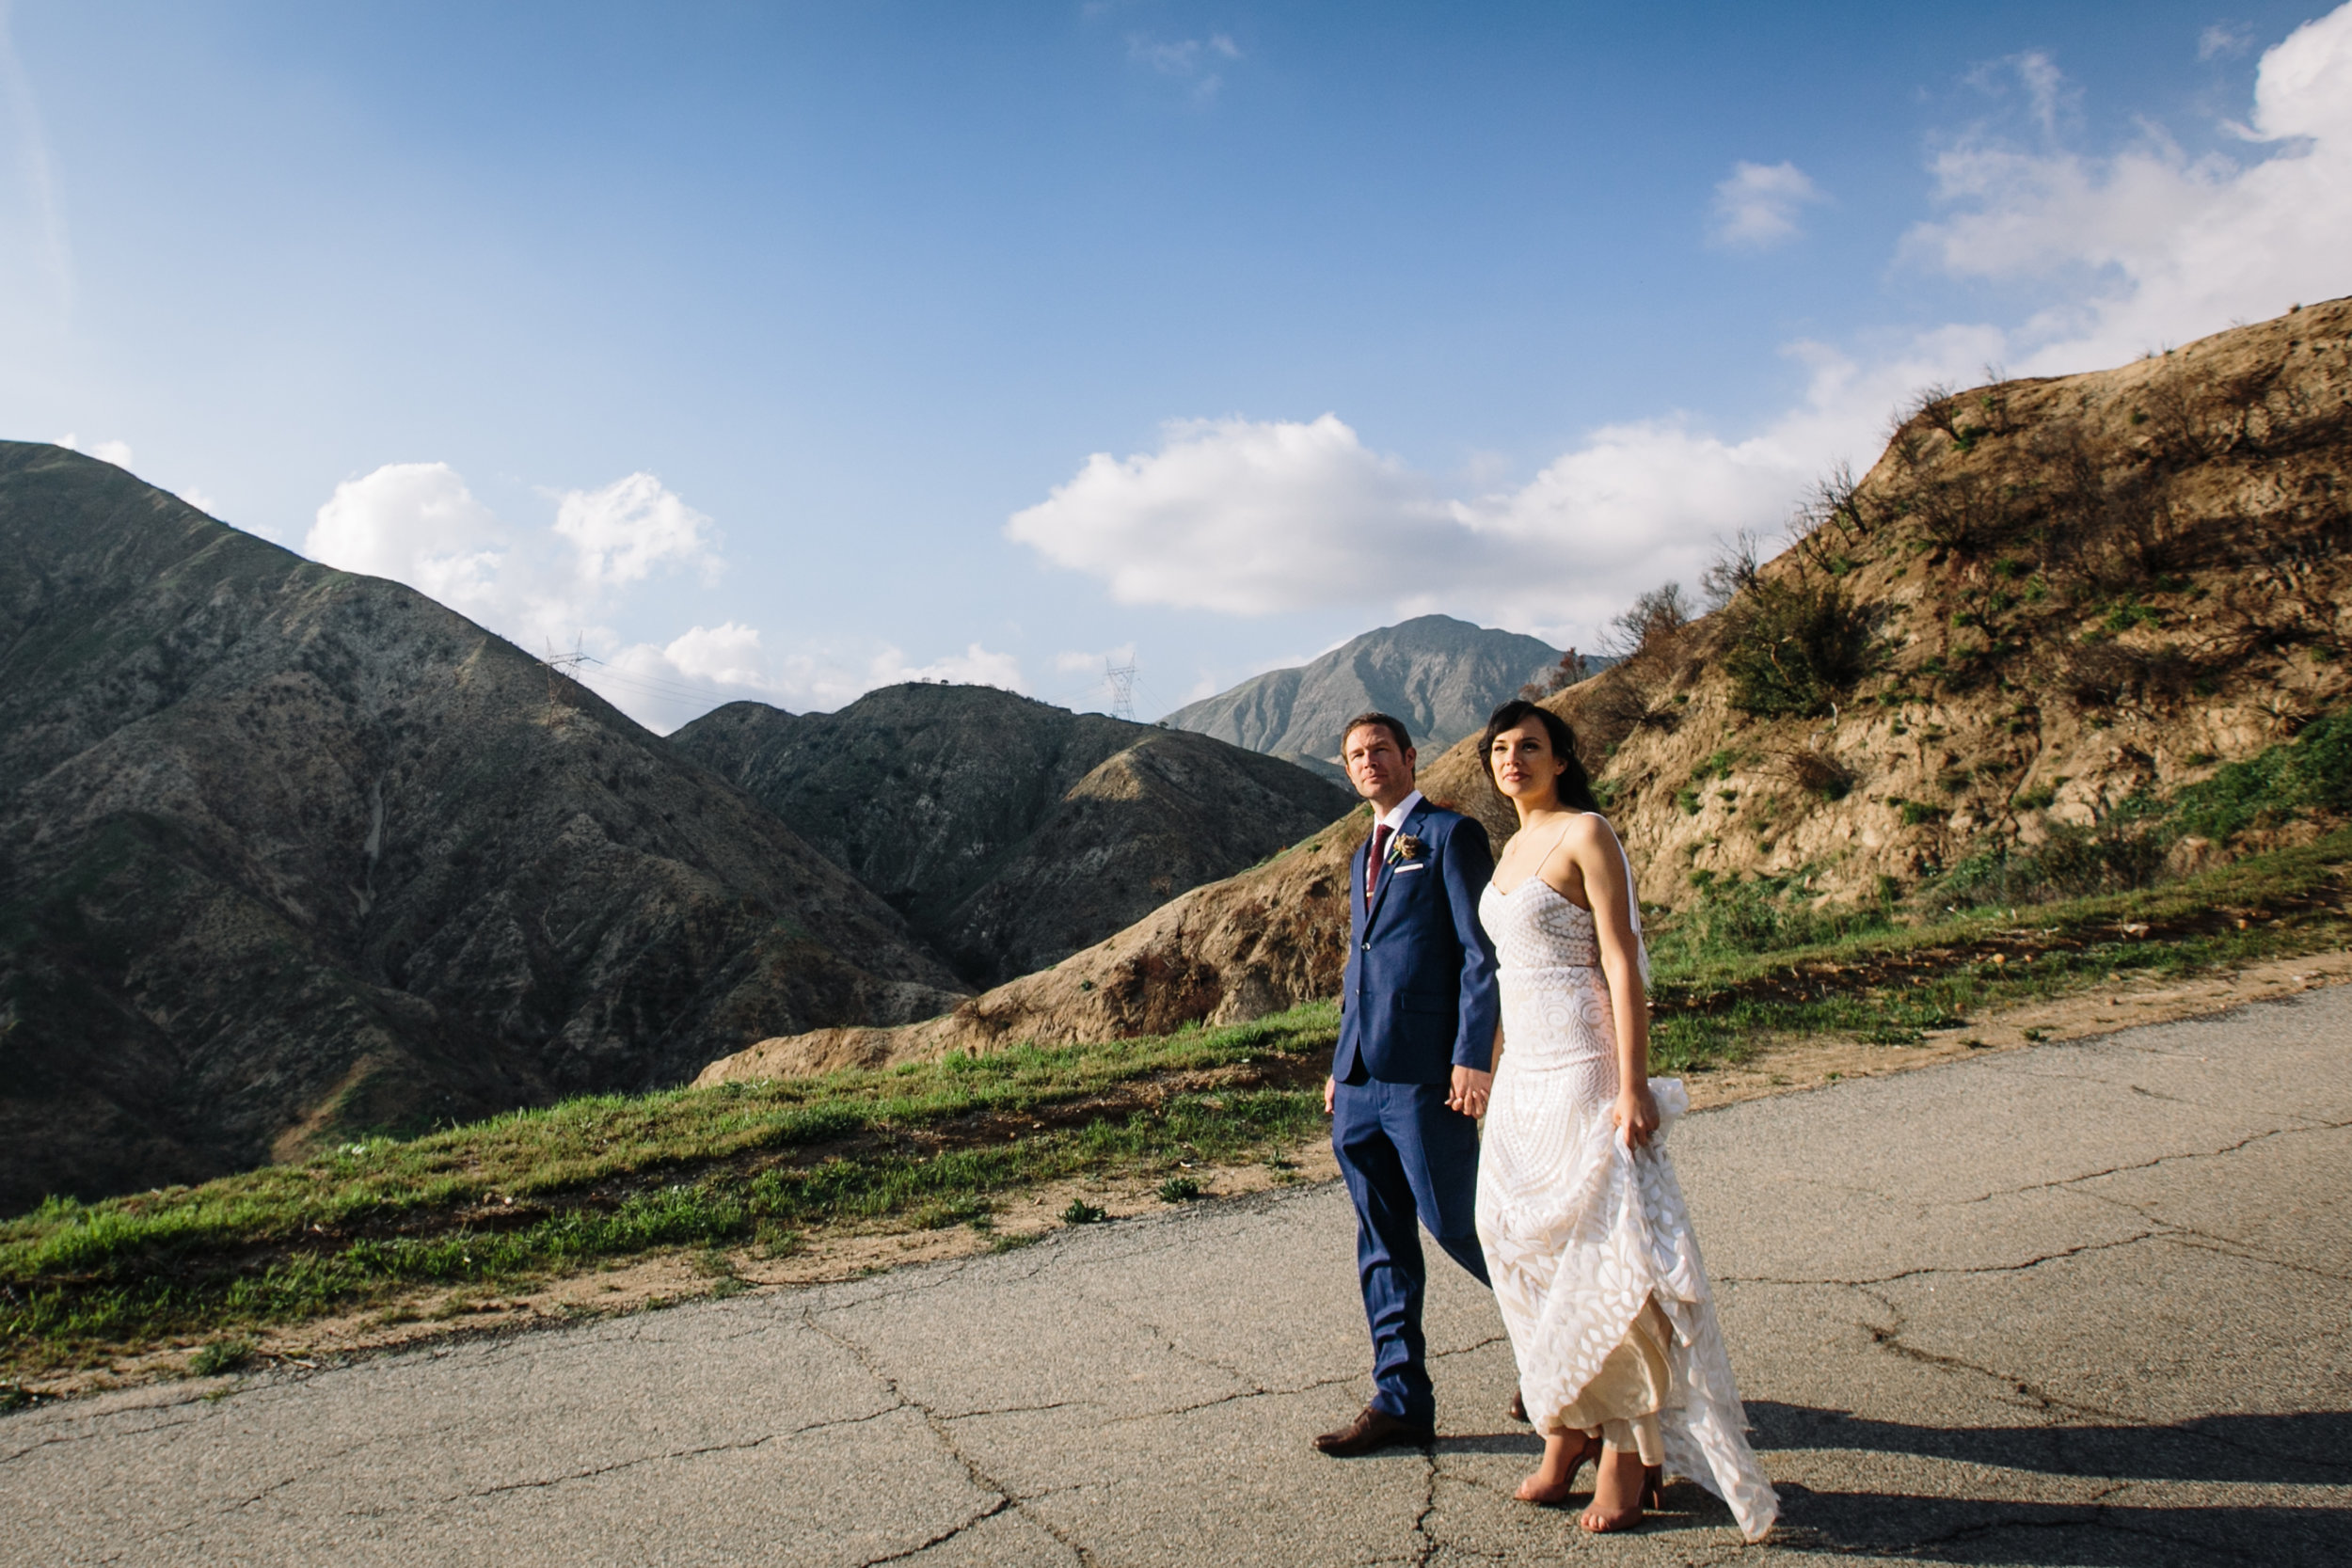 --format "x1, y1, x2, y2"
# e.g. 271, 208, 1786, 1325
1480, 700, 1602, 813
